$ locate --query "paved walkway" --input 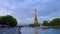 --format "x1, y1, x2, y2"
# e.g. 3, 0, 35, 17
0, 27, 21, 34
